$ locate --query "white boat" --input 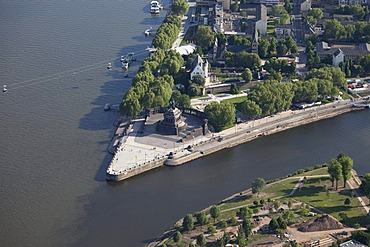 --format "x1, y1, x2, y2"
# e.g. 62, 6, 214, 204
150, 1, 160, 14
107, 63, 112, 70
3, 85, 7, 93
144, 27, 153, 36
145, 46, 157, 53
